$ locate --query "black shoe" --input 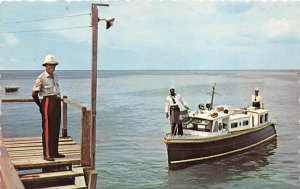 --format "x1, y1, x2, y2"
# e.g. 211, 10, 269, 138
44, 156, 55, 161
54, 153, 65, 158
